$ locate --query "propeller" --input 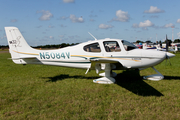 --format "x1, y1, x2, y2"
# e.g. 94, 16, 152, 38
166, 34, 168, 52
165, 35, 172, 65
